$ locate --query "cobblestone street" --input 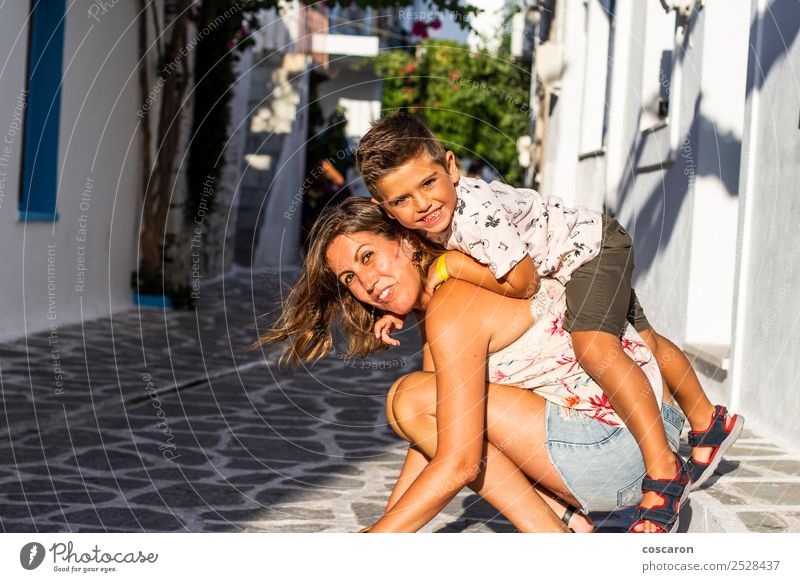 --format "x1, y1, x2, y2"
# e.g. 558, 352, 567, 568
1, 271, 798, 533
